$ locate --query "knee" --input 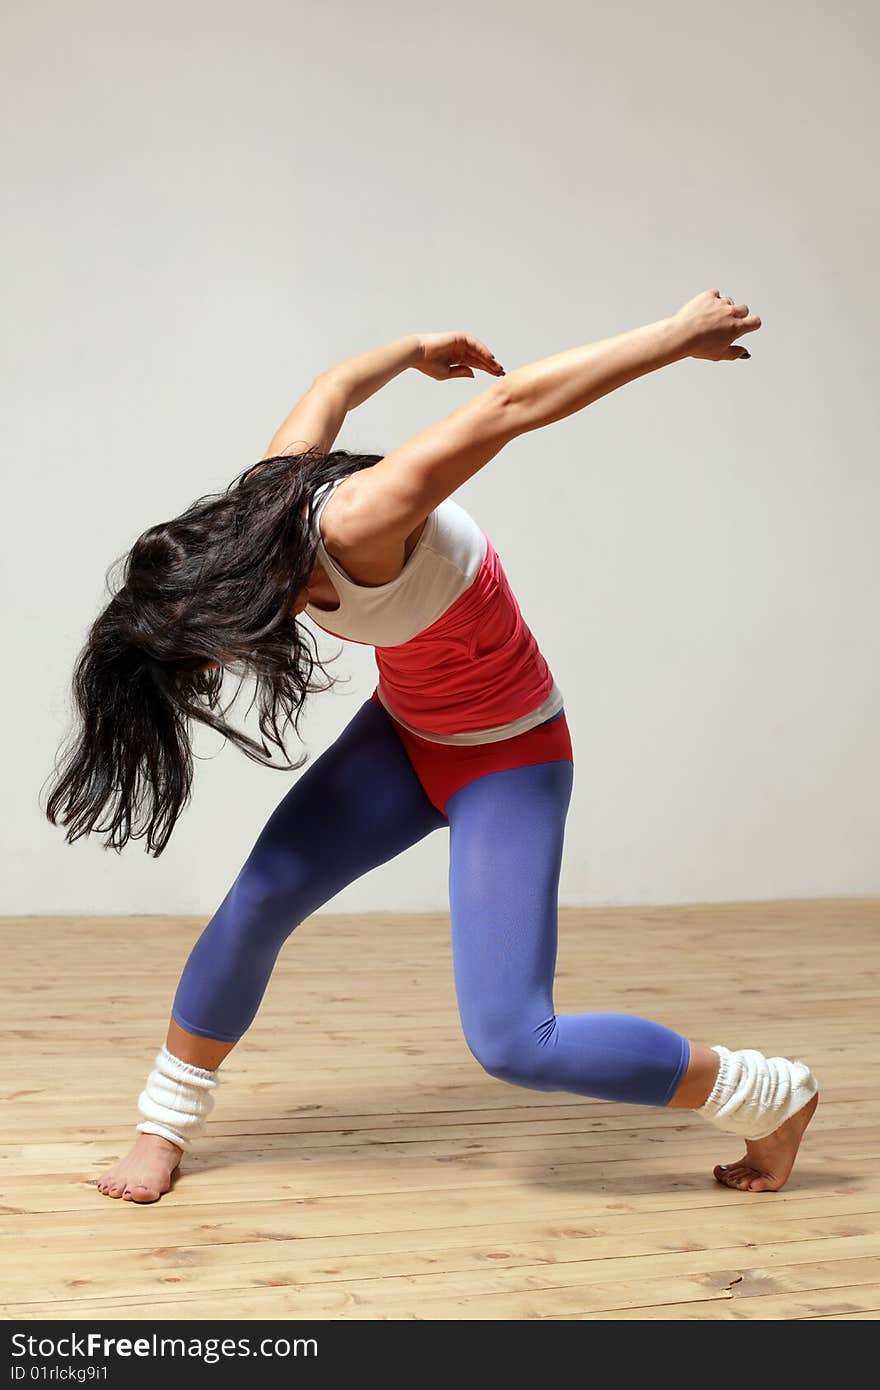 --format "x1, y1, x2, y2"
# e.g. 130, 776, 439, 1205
464, 1018, 556, 1091
221, 851, 312, 947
